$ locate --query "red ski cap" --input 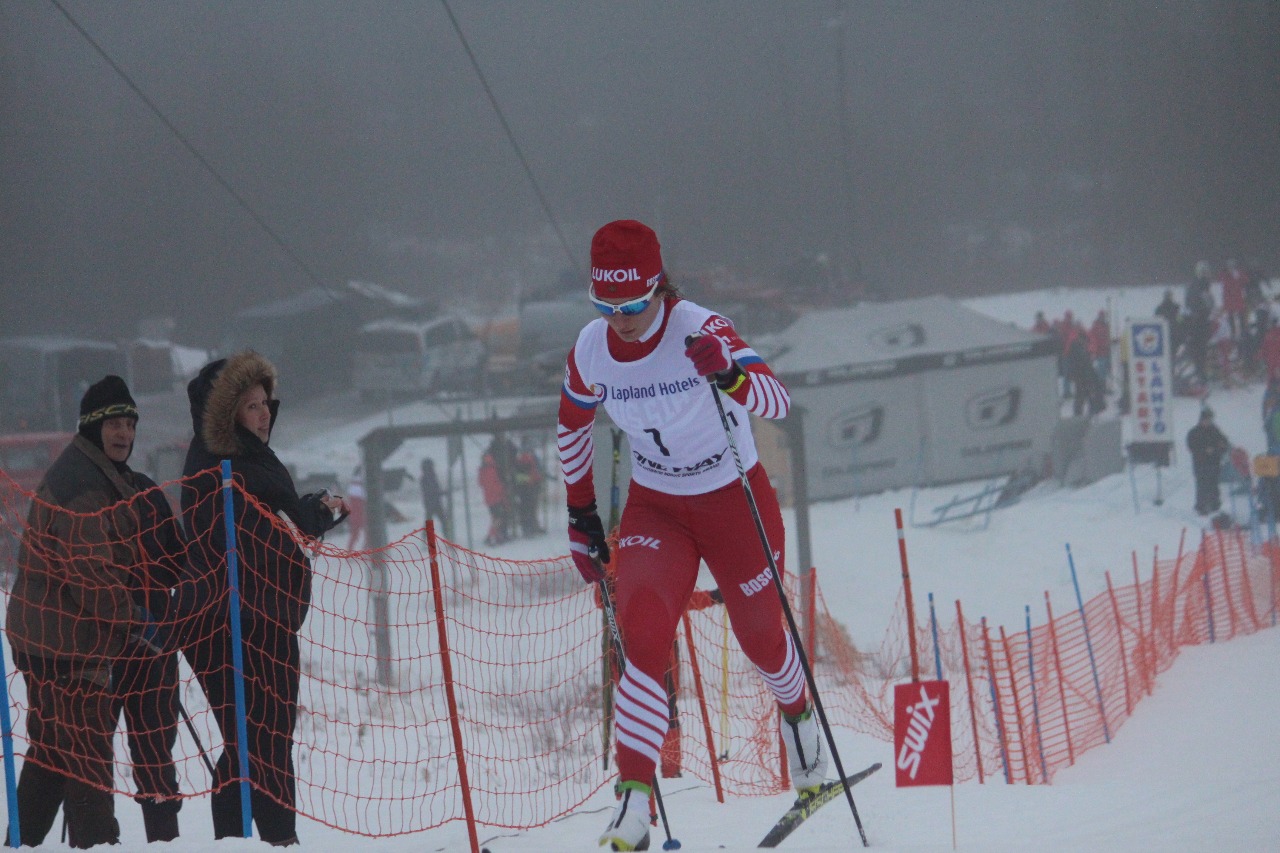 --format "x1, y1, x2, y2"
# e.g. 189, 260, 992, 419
590, 220, 664, 300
